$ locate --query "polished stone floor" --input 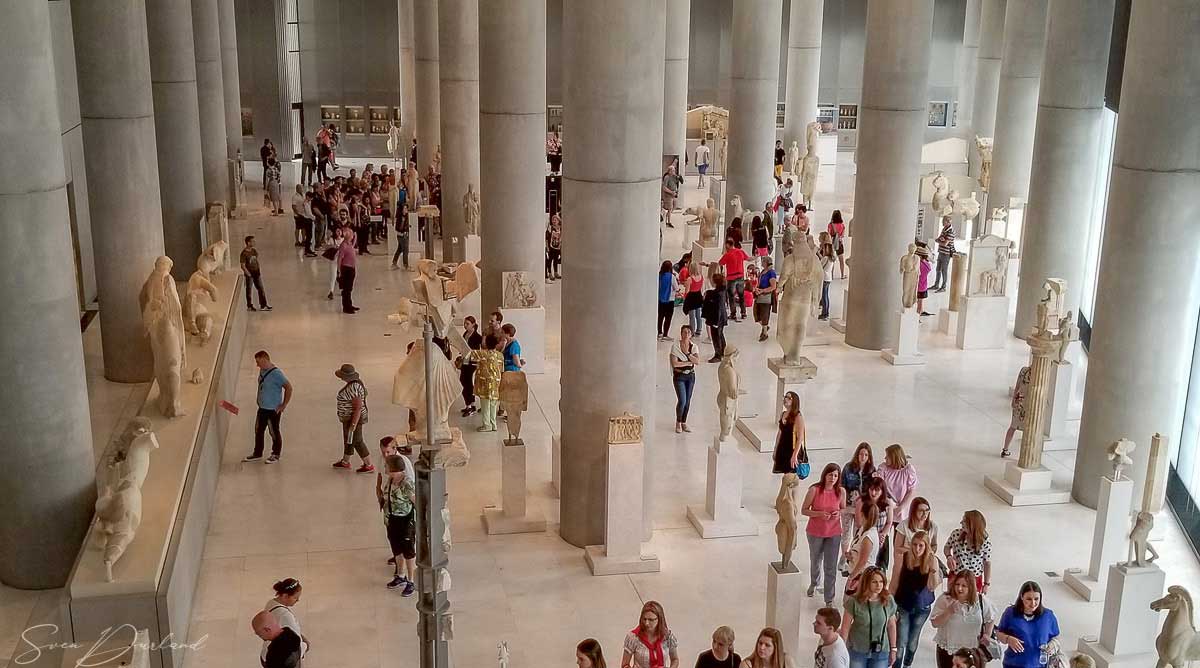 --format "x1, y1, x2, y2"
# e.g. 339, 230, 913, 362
2, 156, 1197, 668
